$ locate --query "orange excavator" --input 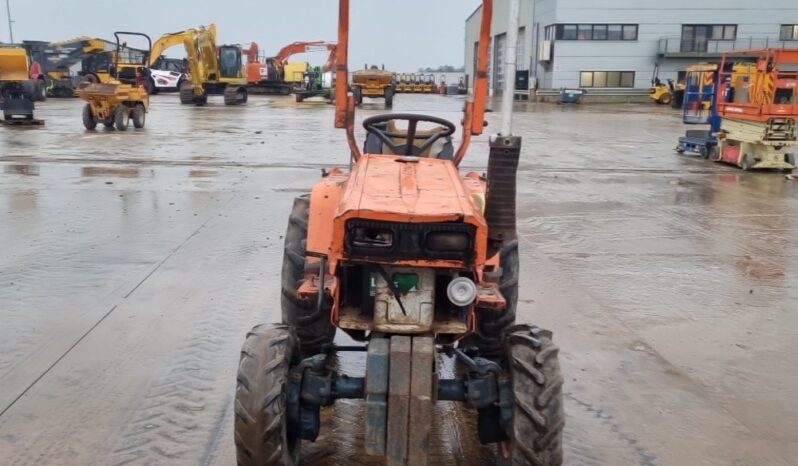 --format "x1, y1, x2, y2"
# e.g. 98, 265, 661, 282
246, 40, 336, 95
